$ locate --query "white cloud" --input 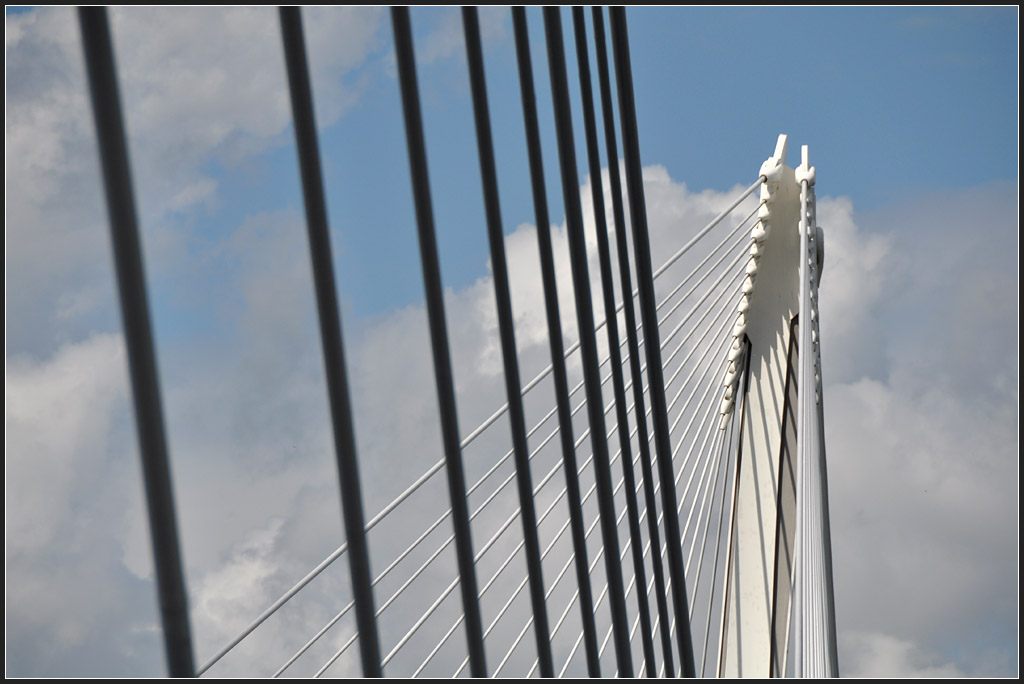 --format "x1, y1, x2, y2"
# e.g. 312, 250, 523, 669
818, 182, 1018, 677
2, 152, 771, 675
5, 333, 130, 562
5, 334, 166, 675
5, 10, 1017, 674
4, 7, 386, 357
841, 631, 966, 678
108, 6, 383, 218
194, 519, 288, 642
815, 195, 893, 382
9, 176, 1018, 677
